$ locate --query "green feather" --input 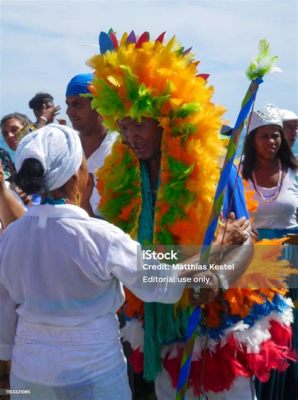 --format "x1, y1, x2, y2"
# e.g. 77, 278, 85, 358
173, 103, 200, 118
246, 39, 279, 81
91, 79, 125, 116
